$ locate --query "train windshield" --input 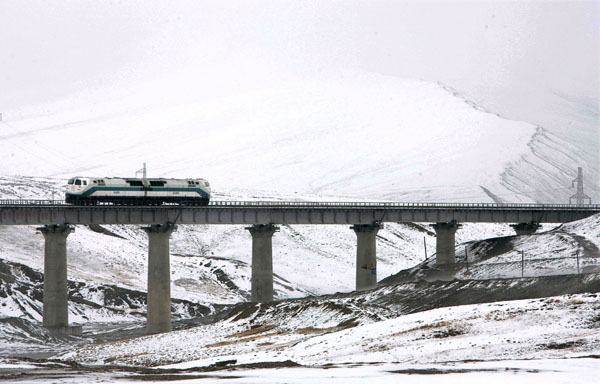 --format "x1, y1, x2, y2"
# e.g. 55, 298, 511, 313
68, 179, 75, 185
